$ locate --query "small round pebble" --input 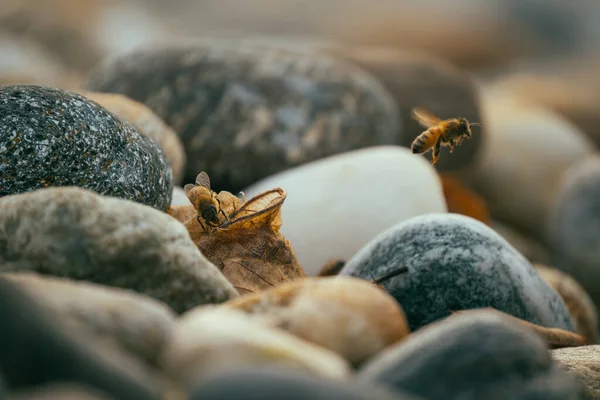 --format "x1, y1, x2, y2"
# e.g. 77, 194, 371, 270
0, 187, 238, 313
244, 146, 447, 275
552, 345, 600, 399
161, 307, 352, 389
171, 186, 192, 206
225, 276, 410, 366
358, 309, 588, 400
534, 264, 599, 344
3, 272, 177, 366
0, 276, 162, 400
0, 84, 173, 210
84, 39, 400, 191
549, 155, 600, 311
189, 367, 424, 400
340, 213, 574, 331
79, 91, 187, 186
470, 87, 594, 240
